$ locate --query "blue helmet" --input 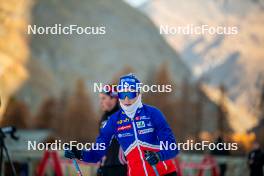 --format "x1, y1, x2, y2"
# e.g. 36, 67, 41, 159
118, 73, 141, 92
